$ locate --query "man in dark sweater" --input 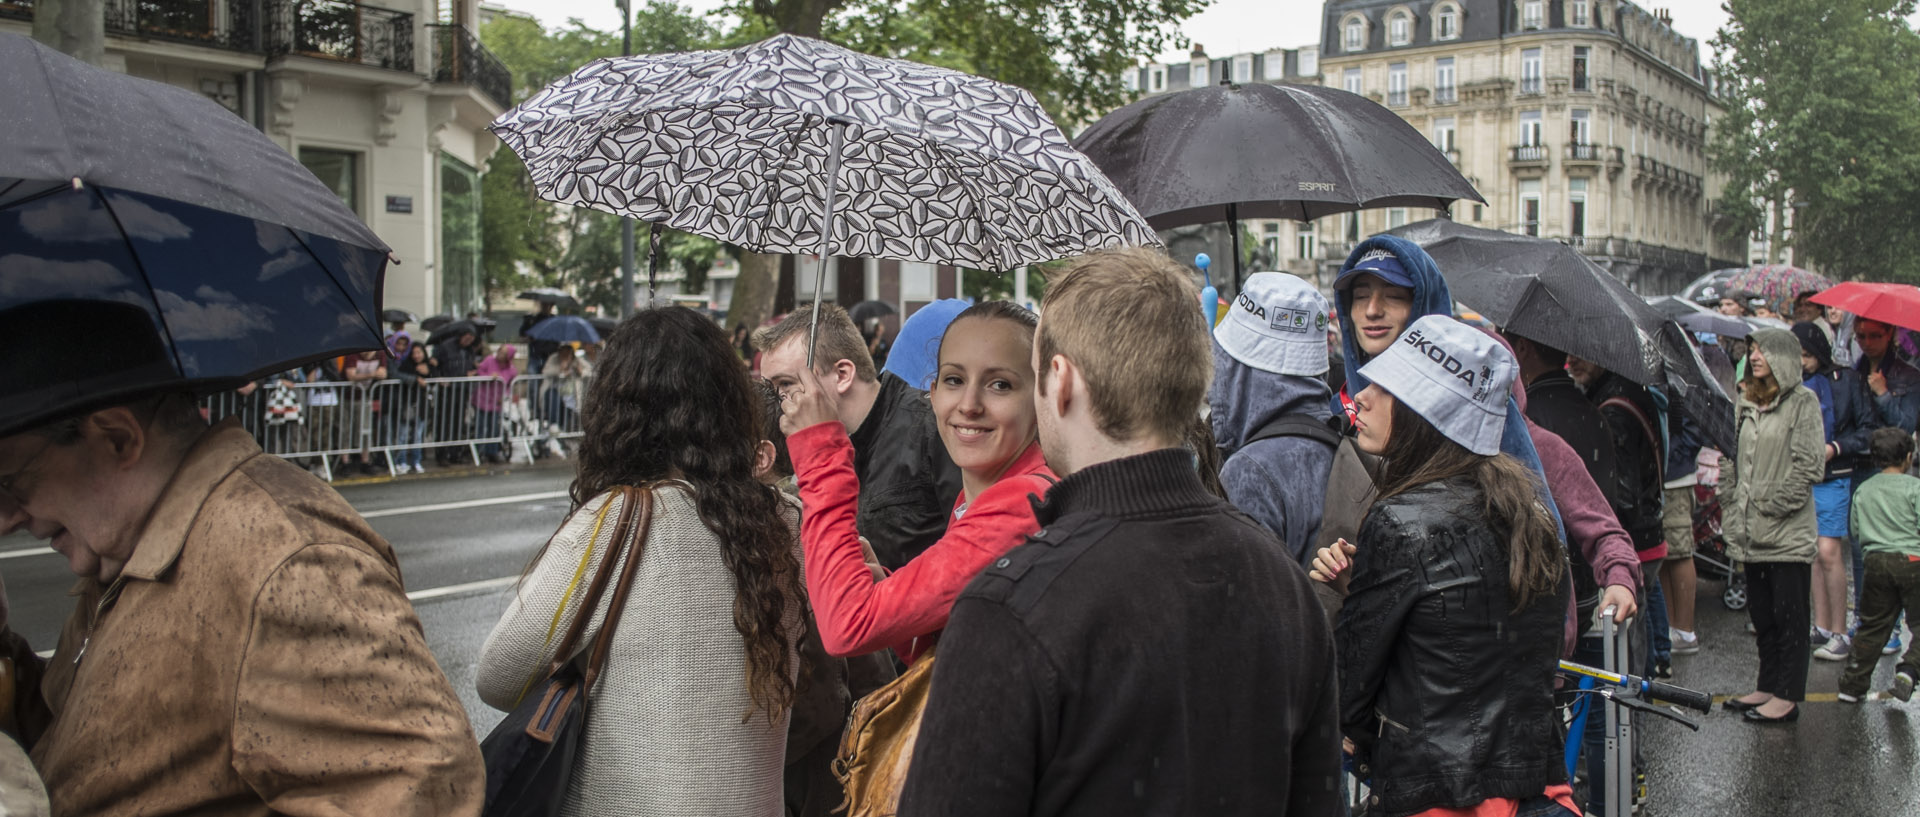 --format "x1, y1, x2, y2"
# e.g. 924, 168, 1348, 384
899, 248, 1341, 817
